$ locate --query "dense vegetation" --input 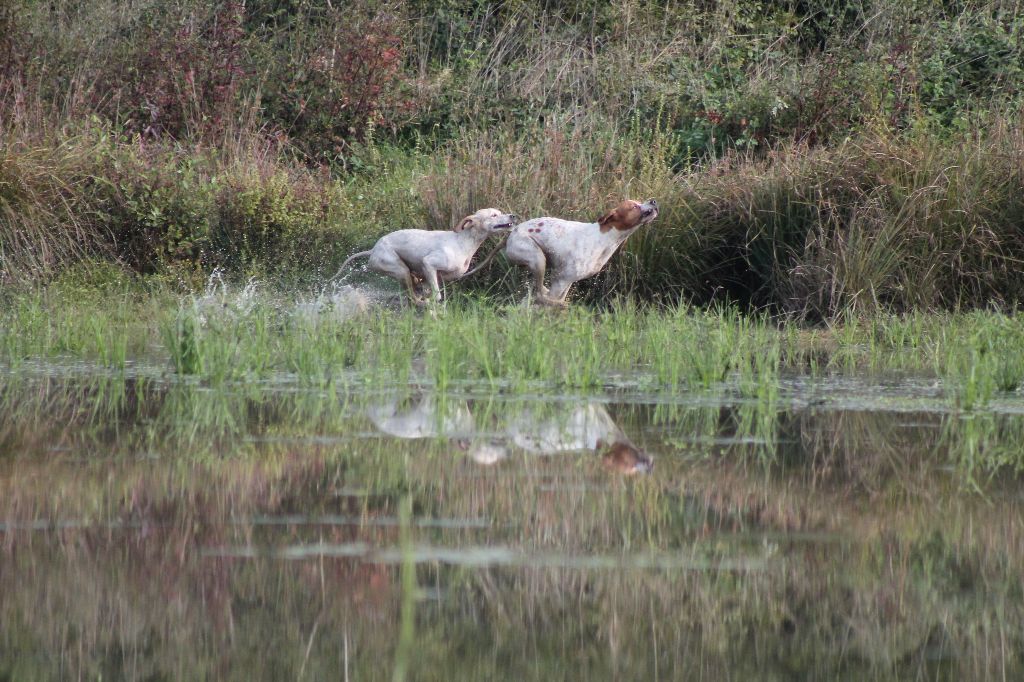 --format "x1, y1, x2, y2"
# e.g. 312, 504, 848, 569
2, 0, 1024, 318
